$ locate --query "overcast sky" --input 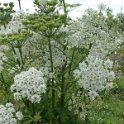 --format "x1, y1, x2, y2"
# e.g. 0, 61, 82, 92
1, 0, 124, 19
